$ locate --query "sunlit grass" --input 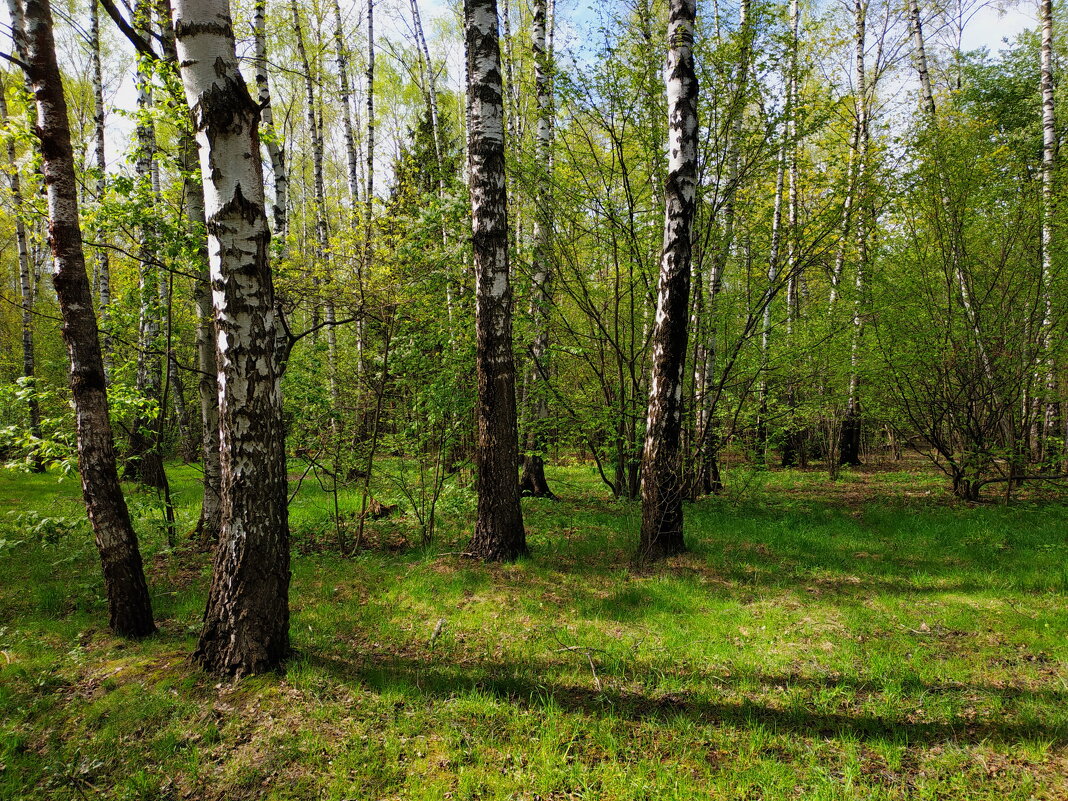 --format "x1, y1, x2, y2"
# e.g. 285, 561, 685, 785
0, 458, 1066, 798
